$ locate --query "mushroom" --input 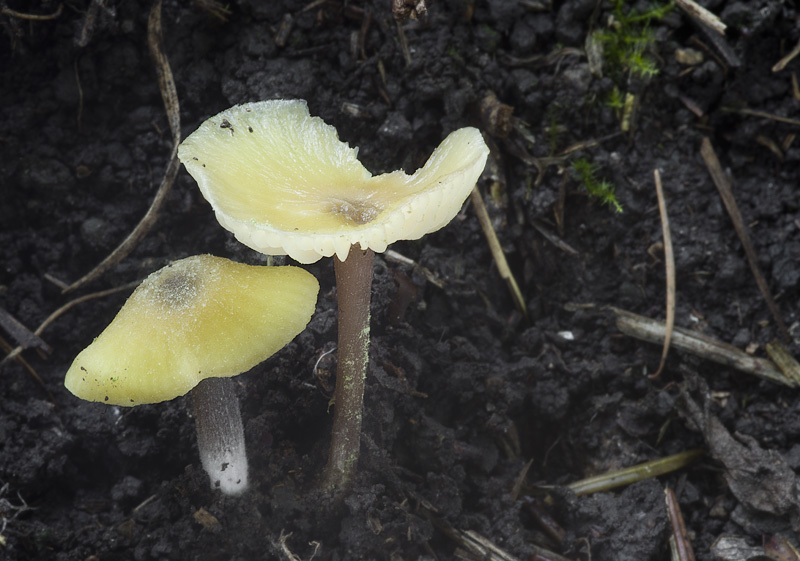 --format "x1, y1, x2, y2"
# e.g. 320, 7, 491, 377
177, 100, 489, 493
64, 254, 319, 495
